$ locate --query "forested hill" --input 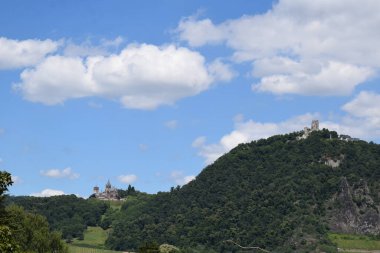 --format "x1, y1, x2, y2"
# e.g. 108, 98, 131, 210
107, 129, 380, 252
5, 195, 109, 240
